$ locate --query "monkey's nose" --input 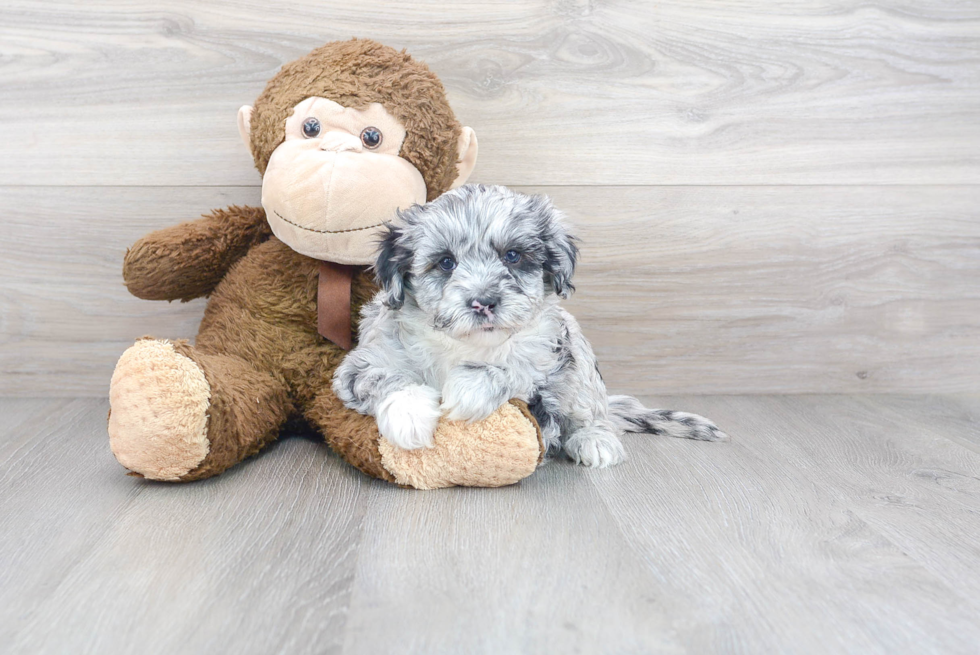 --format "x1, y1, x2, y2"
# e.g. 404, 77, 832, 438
319, 131, 362, 153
